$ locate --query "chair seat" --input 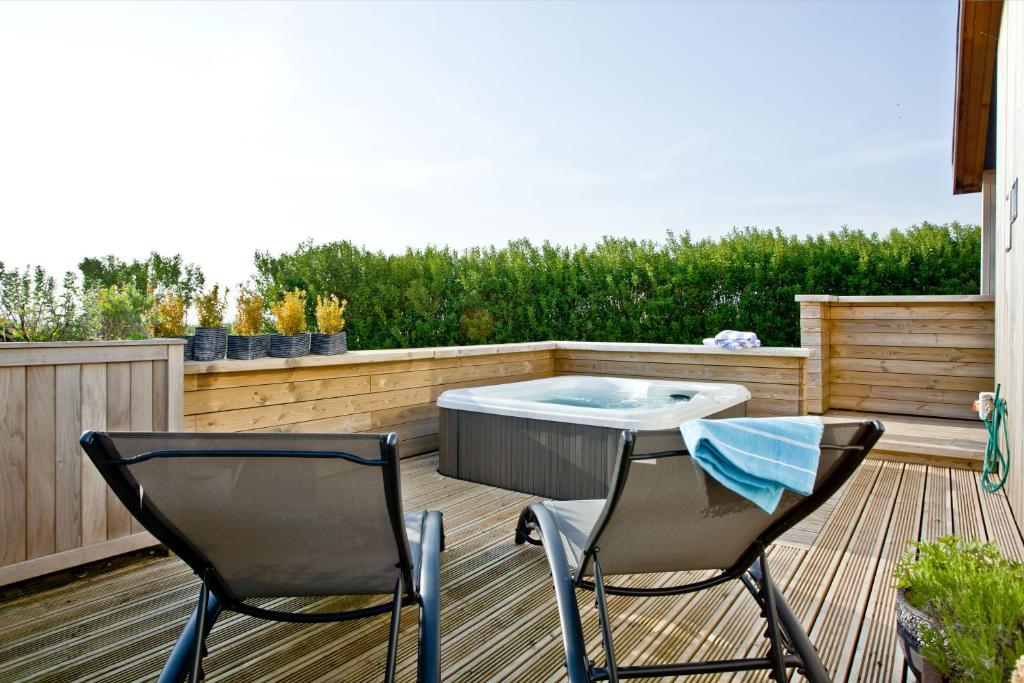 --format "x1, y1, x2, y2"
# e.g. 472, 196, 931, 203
541, 499, 604, 573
